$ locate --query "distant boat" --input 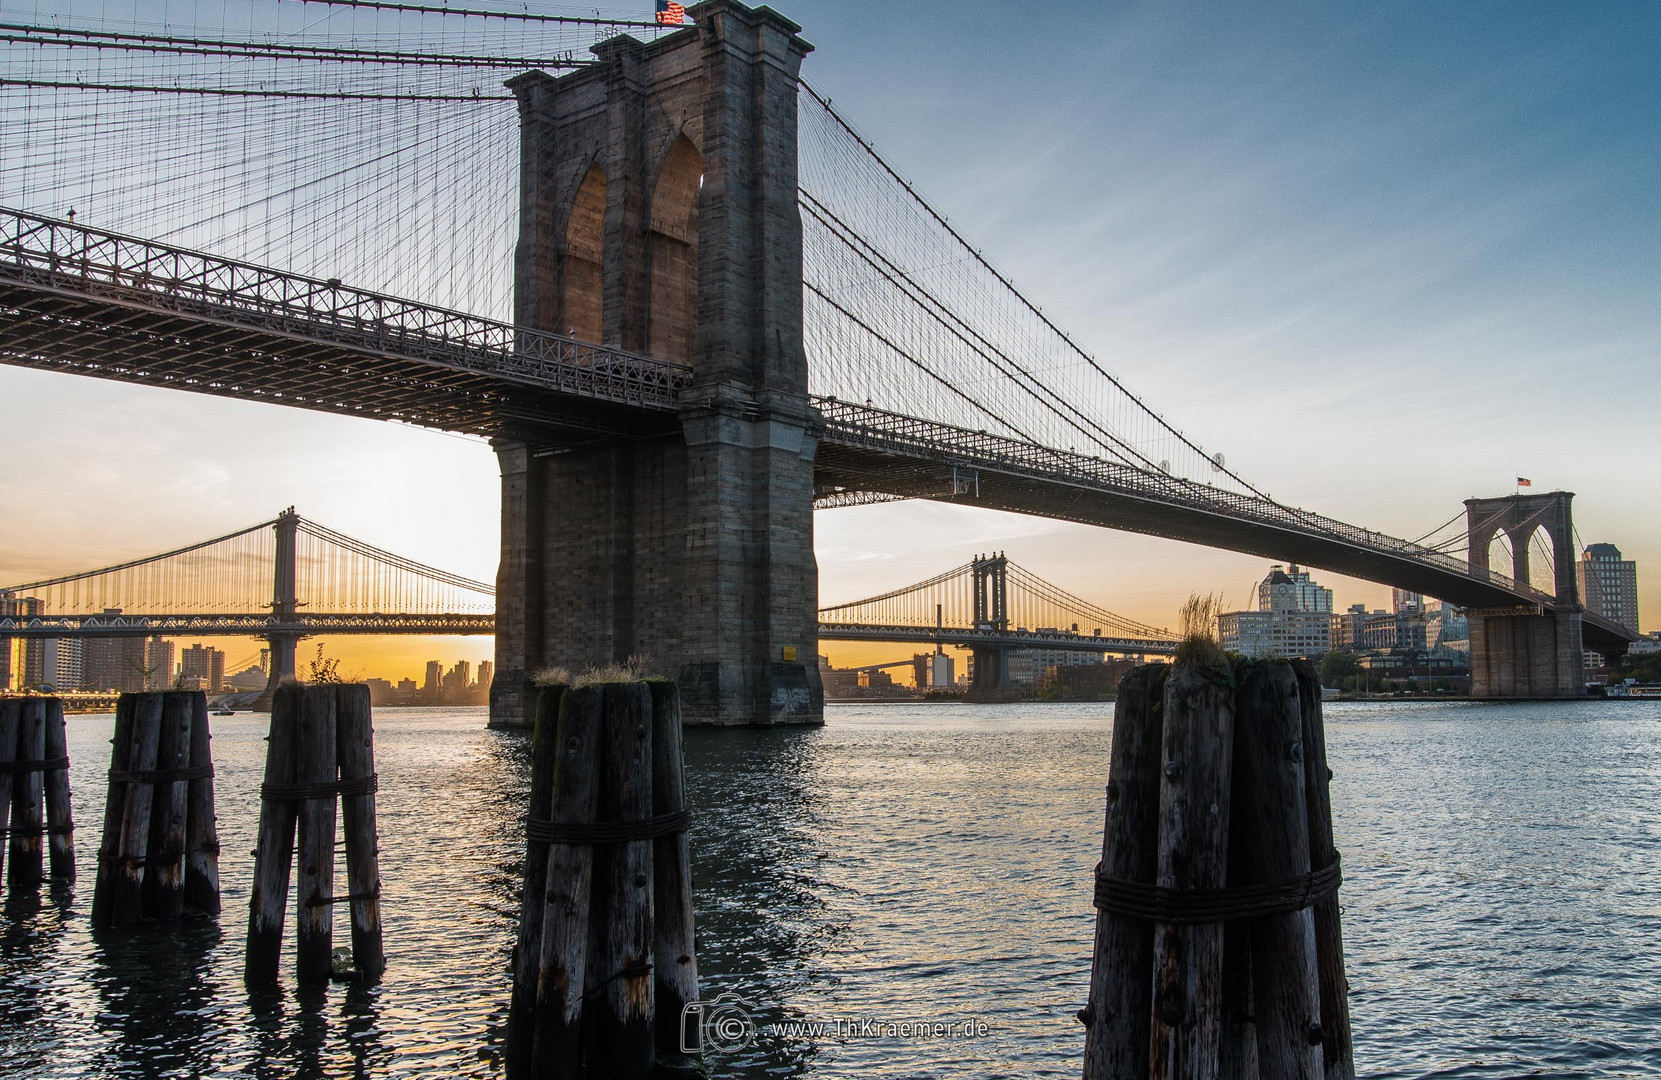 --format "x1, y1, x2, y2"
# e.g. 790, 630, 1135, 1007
214, 706, 235, 715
